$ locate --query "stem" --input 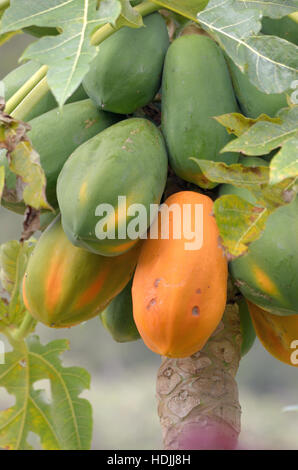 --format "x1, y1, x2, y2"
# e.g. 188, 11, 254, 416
91, 1, 159, 45
156, 302, 242, 450
4, 1, 160, 116
10, 311, 35, 343
5, 65, 48, 115
11, 76, 50, 120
